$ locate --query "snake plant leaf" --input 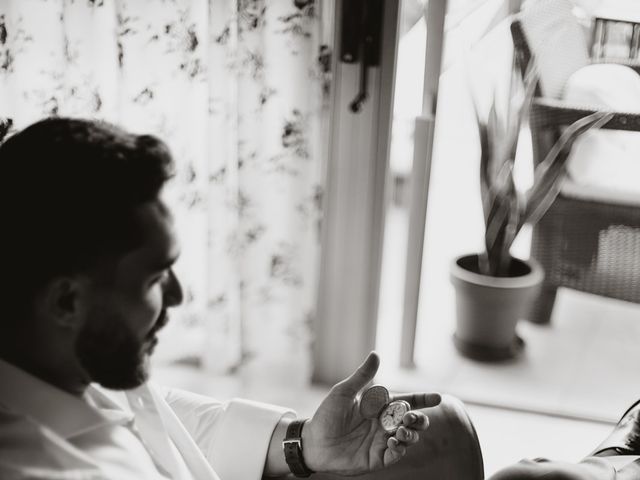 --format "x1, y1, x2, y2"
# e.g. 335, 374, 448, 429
483, 190, 512, 275
487, 100, 506, 184
484, 170, 521, 276
506, 66, 537, 161
478, 120, 492, 223
524, 110, 614, 226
